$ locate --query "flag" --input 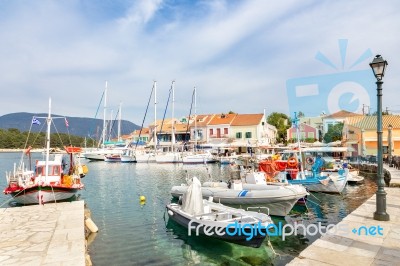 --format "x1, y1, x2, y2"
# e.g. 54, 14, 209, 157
65, 118, 69, 127
32, 116, 41, 125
